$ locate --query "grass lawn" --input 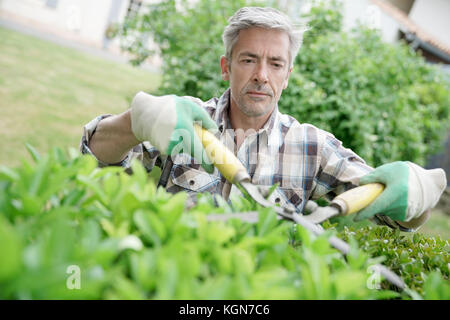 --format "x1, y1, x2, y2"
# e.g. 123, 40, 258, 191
417, 209, 450, 240
0, 26, 448, 240
0, 26, 160, 167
